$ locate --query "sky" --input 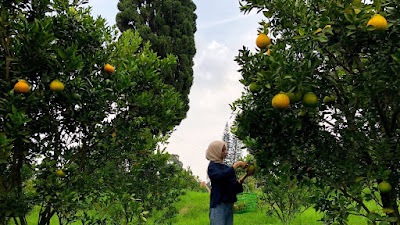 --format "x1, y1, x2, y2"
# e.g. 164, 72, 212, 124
87, 0, 264, 181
